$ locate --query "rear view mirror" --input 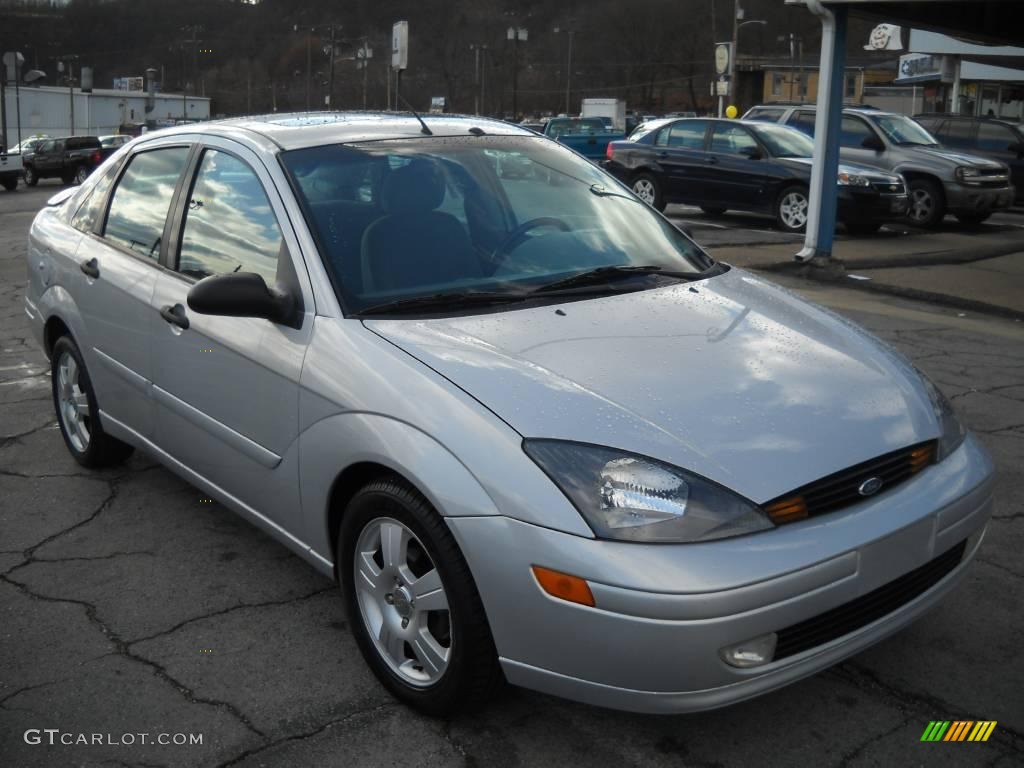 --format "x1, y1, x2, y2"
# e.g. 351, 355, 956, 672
861, 135, 885, 151
188, 272, 301, 329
